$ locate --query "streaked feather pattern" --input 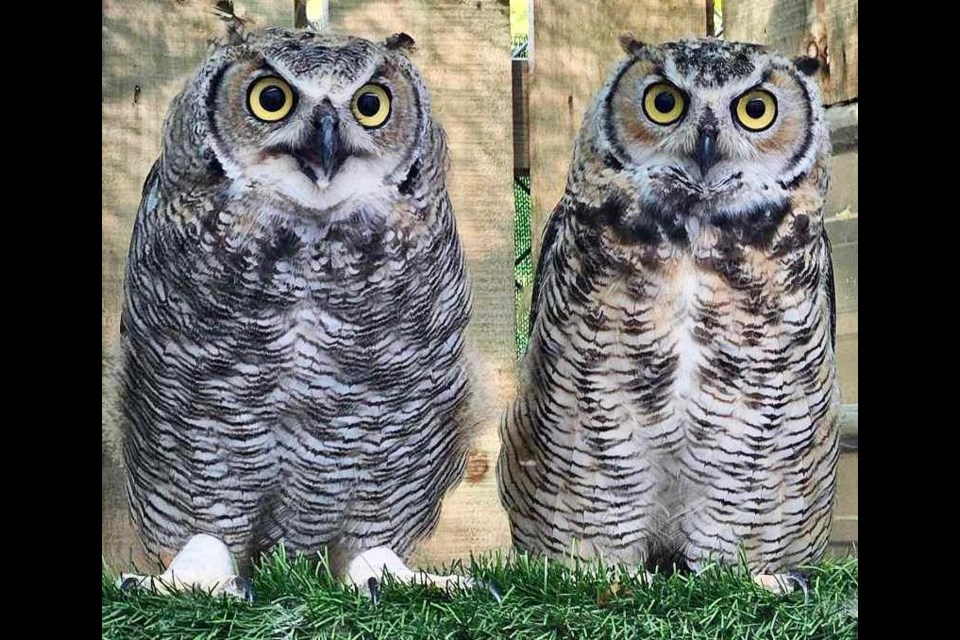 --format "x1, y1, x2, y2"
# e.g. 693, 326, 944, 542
120, 29, 473, 570
498, 38, 839, 574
